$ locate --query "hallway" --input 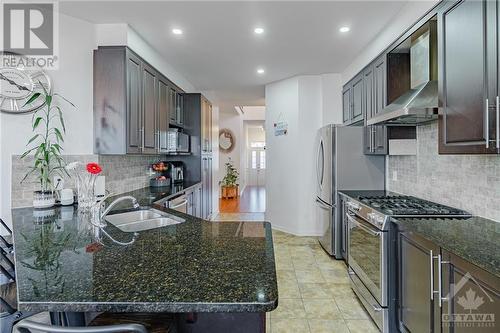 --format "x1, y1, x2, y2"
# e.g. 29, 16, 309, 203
219, 185, 266, 213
